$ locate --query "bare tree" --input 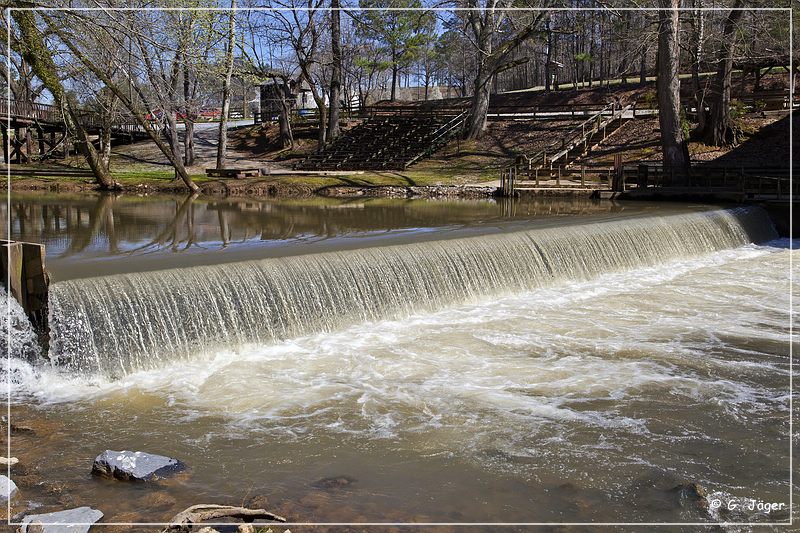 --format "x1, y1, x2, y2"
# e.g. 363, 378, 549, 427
327, 0, 343, 142
272, 0, 329, 151
42, 10, 200, 192
701, 0, 746, 146
461, 1, 548, 140
12, 10, 120, 190
217, 0, 237, 169
656, 0, 690, 179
